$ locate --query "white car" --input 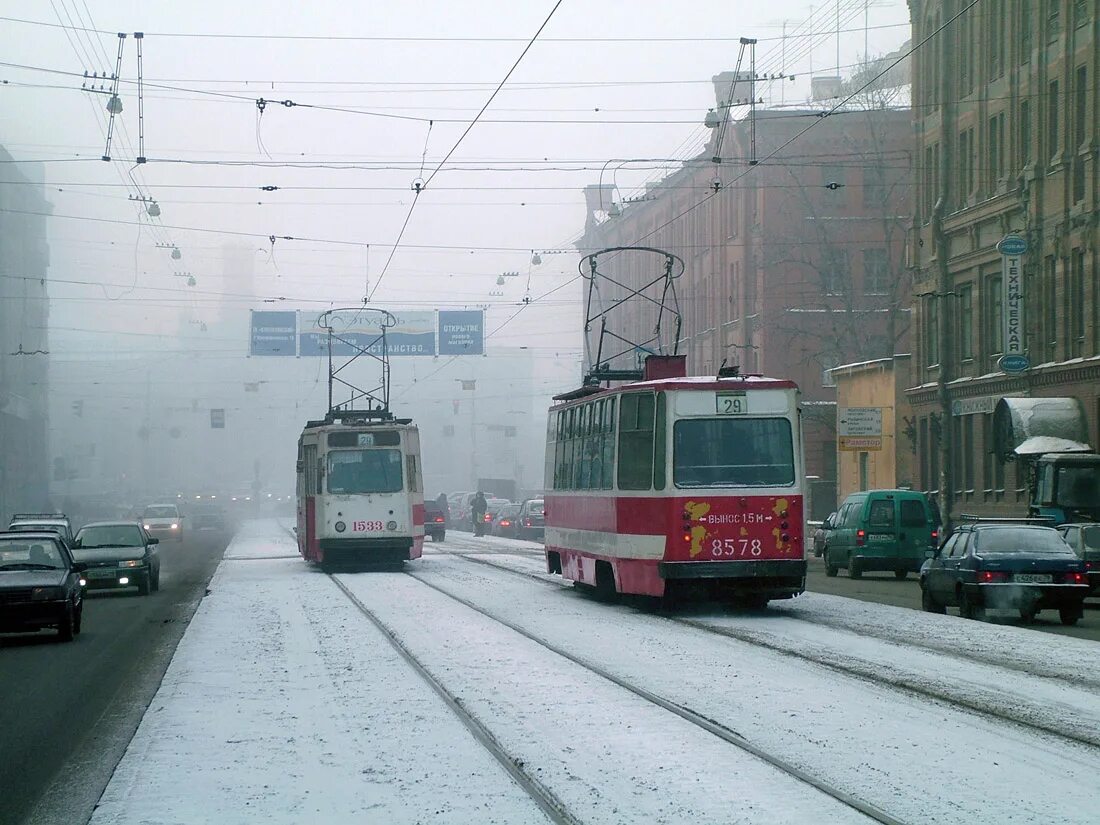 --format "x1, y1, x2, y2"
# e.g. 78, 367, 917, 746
142, 504, 184, 542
